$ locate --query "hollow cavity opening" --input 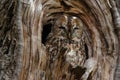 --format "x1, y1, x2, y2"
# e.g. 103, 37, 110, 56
42, 23, 52, 44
